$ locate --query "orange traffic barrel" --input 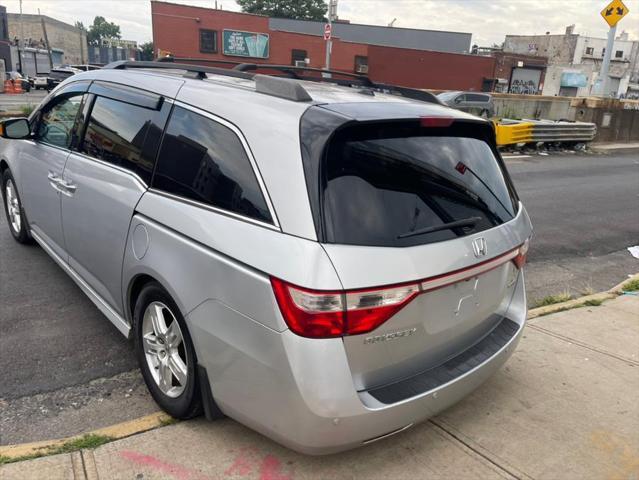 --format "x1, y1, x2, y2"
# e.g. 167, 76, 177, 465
3, 79, 14, 94
12, 79, 22, 94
